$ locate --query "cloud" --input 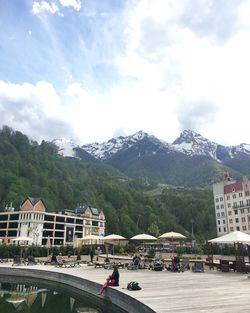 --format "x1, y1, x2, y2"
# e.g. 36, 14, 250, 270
32, 1, 59, 15
0, 81, 76, 142
59, 0, 81, 11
